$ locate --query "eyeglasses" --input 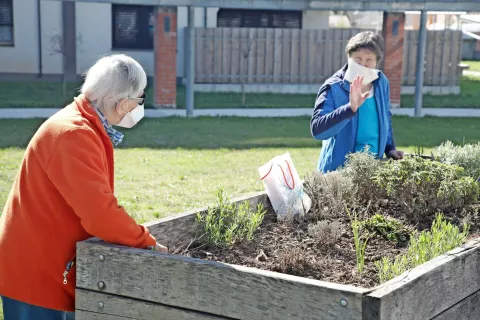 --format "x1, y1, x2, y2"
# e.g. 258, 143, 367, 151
128, 92, 147, 106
